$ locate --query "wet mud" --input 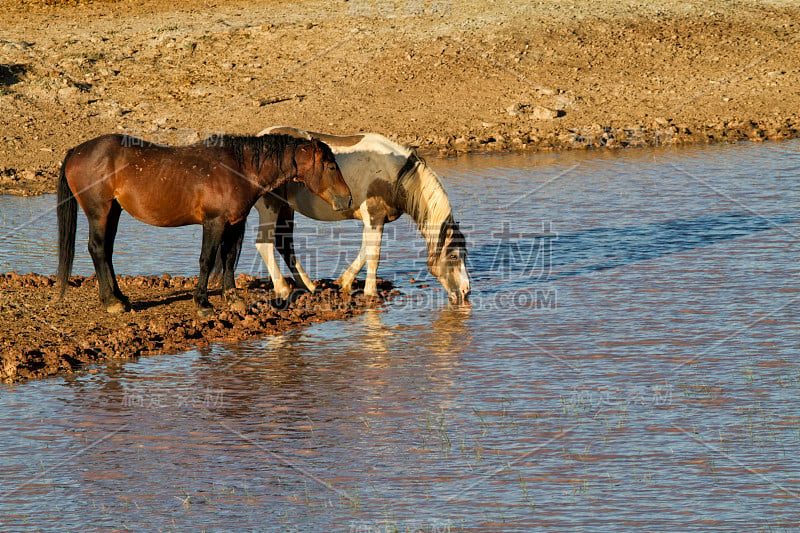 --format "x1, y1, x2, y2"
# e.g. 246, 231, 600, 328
0, 272, 397, 383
